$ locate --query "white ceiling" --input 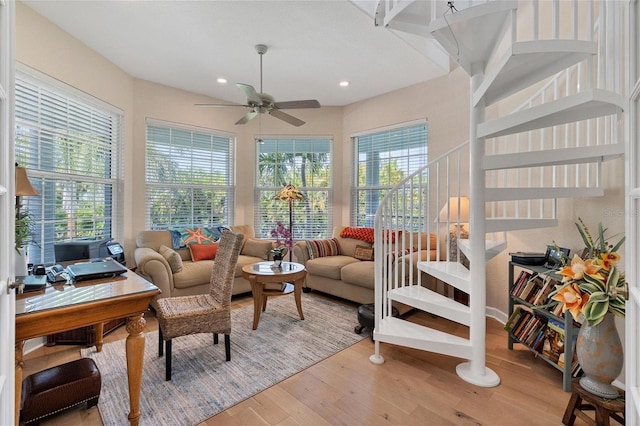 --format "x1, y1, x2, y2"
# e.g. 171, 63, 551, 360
22, 0, 449, 107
